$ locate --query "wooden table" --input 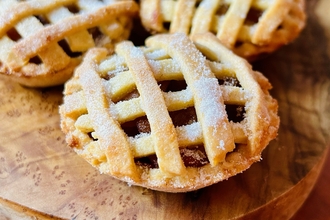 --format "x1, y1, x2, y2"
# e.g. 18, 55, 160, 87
0, 0, 329, 219
264, 1, 330, 218
292, 149, 330, 219
274, 1, 330, 218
